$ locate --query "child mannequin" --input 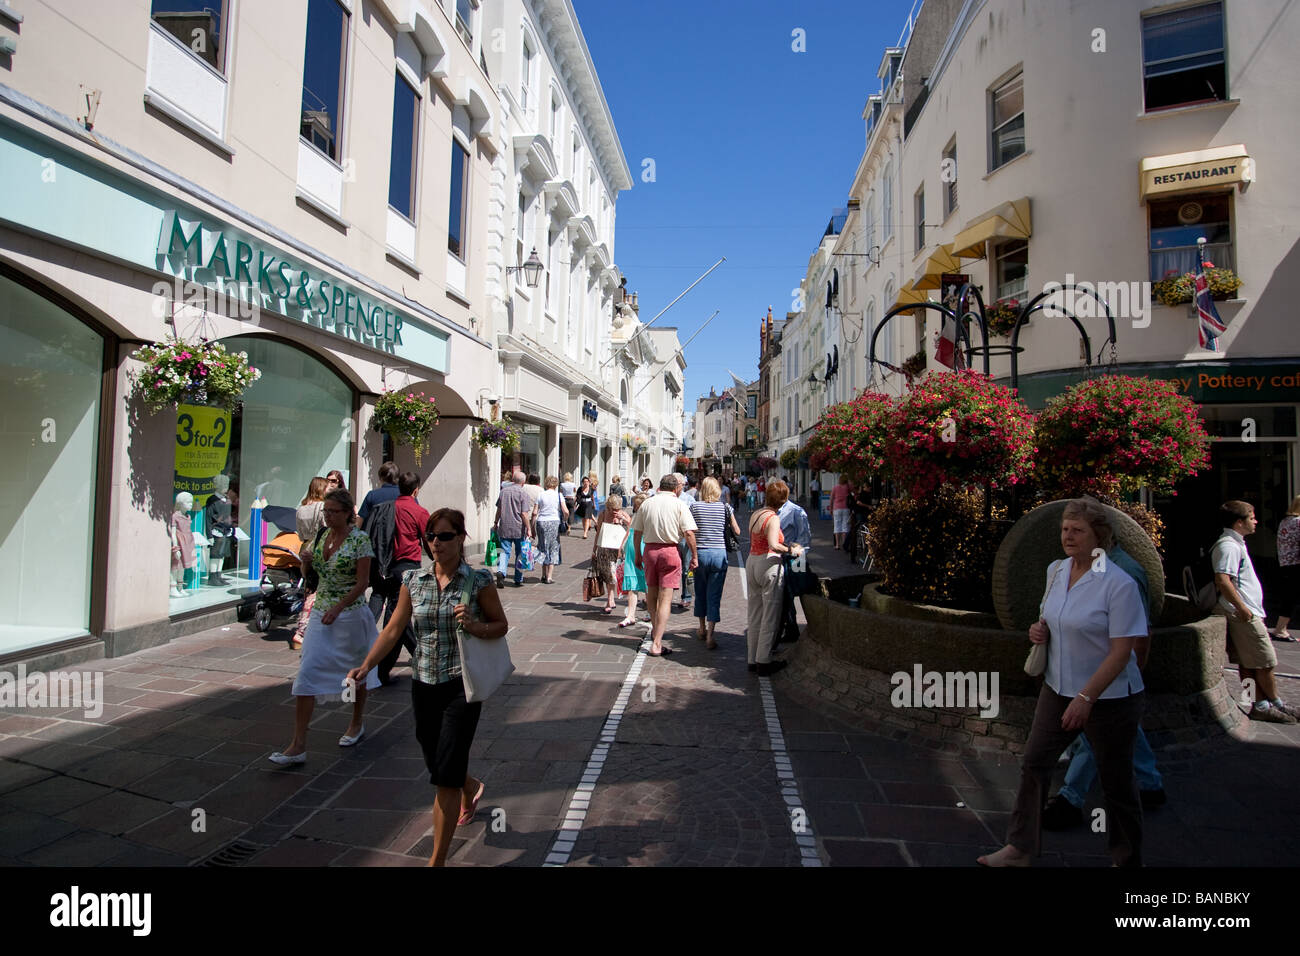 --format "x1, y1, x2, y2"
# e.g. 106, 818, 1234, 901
170, 492, 196, 597
205, 474, 235, 586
